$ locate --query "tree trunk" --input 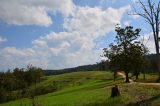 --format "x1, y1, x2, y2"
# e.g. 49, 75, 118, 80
111, 85, 120, 97
113, 71, 117, 81
125, 72, 130, 83
143, 71, 145, 80
135, 70, 139, 80
136, 74, 139, 80
157, 54, 160, 82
